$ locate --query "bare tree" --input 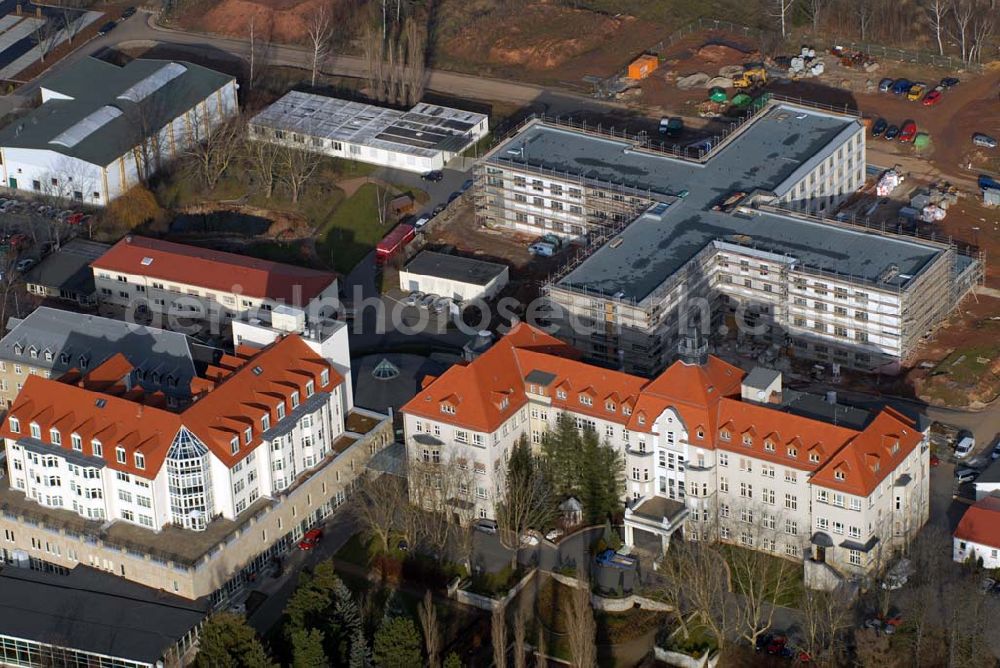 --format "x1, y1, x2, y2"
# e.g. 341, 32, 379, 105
492, 606, 507, 668
654, 538, 734, 651
60, 9, 81, 45
247, 14, 274, 91
183, 115, 245, 192
512, 607, 527, 668
354, 473, 408, 555
496, 437, 556, 569
565, 579, 596, 668
417, 590, 441, 668
35, 19, 60, 63
924, 0, 950, 55
722, 506, 800, 647
279, 144, 322, 204
853, 0, 876, 40
803, 0, 830, 33
799, 587, 852, 665
770, 0, 797, 38
305, 3, 335, 87
243, 129, 282, 199
968, 4, 994, 63
949, 0, 975, 62
401, 17, 426, 106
